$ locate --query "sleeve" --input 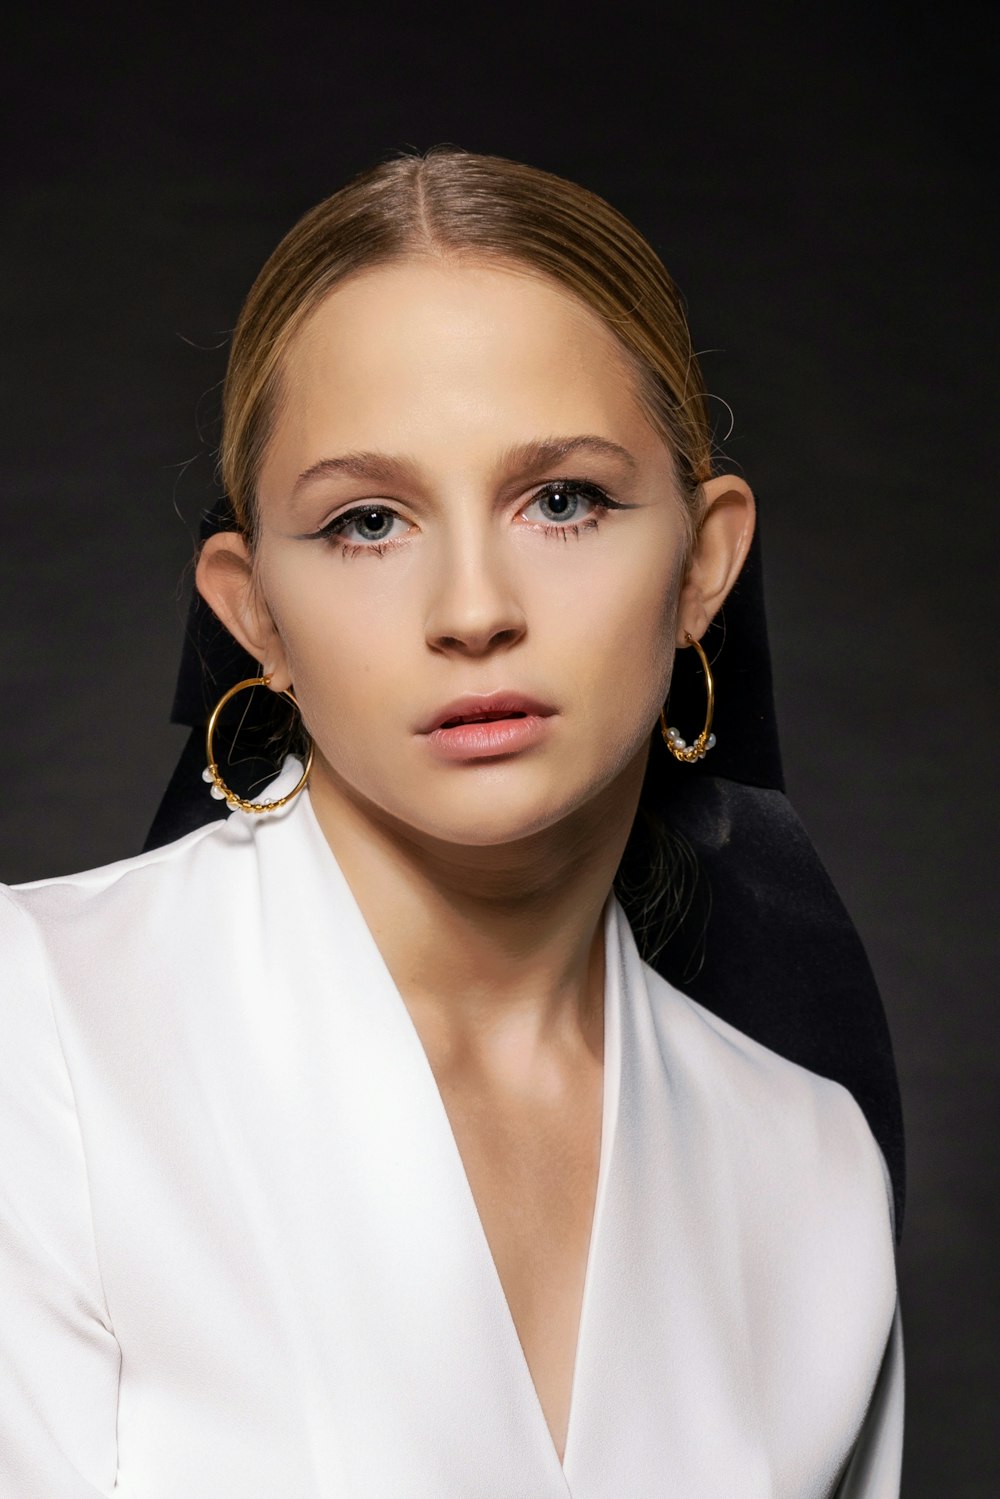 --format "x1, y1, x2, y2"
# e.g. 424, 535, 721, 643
833, 1141, 905, 1498
0, 890, 122, 1496
833, 1300, 905, 1498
